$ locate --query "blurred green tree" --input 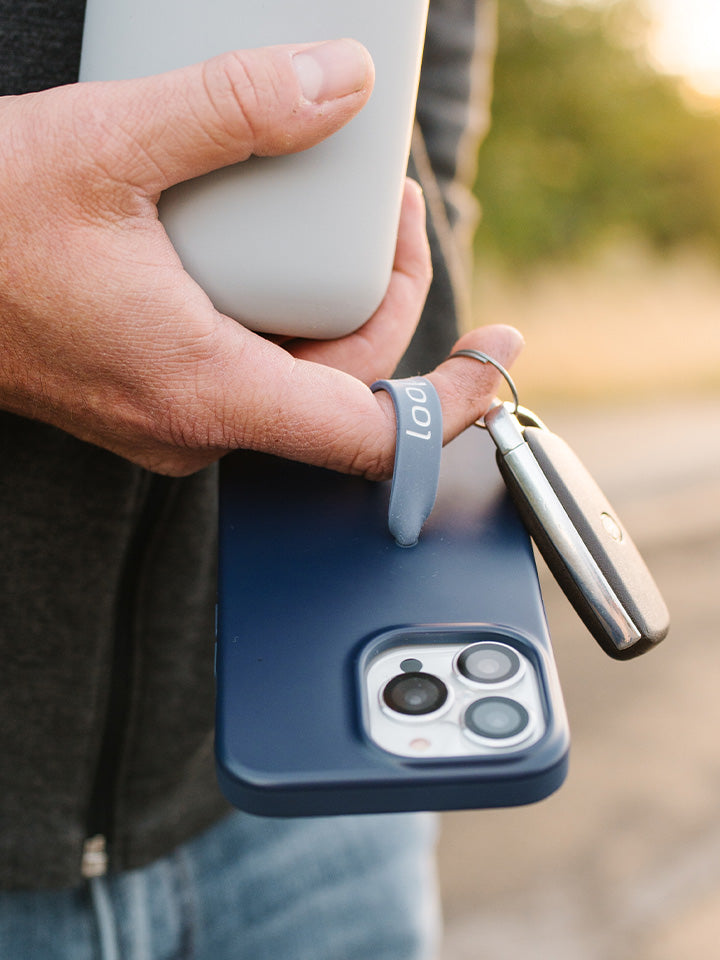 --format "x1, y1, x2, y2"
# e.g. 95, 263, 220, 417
474, 0, 720, 267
